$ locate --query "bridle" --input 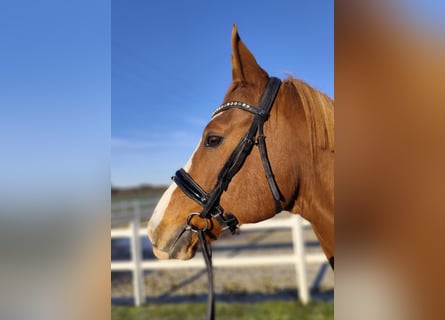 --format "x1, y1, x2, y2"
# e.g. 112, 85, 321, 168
171, 77, 282, 320
173, 77, 283, 234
